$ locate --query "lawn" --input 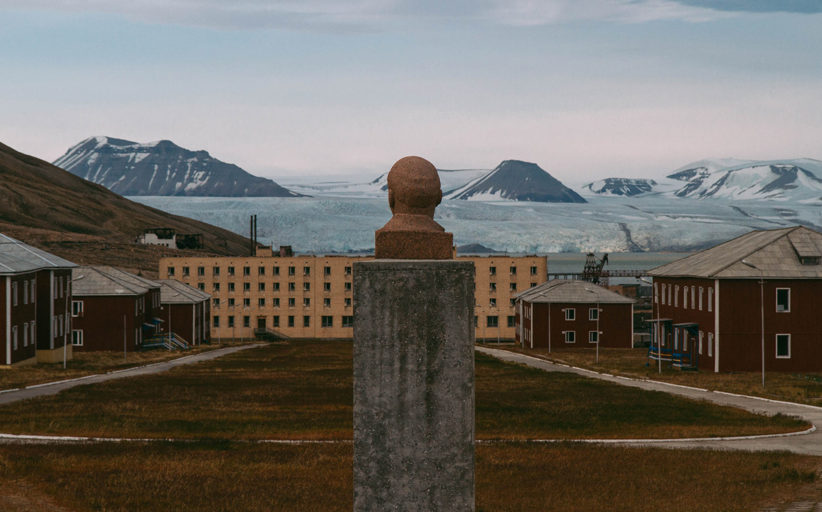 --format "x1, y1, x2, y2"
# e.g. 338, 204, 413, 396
0, 442, 818, 512
503, 345, 822, 406
0, 341, 806, 440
